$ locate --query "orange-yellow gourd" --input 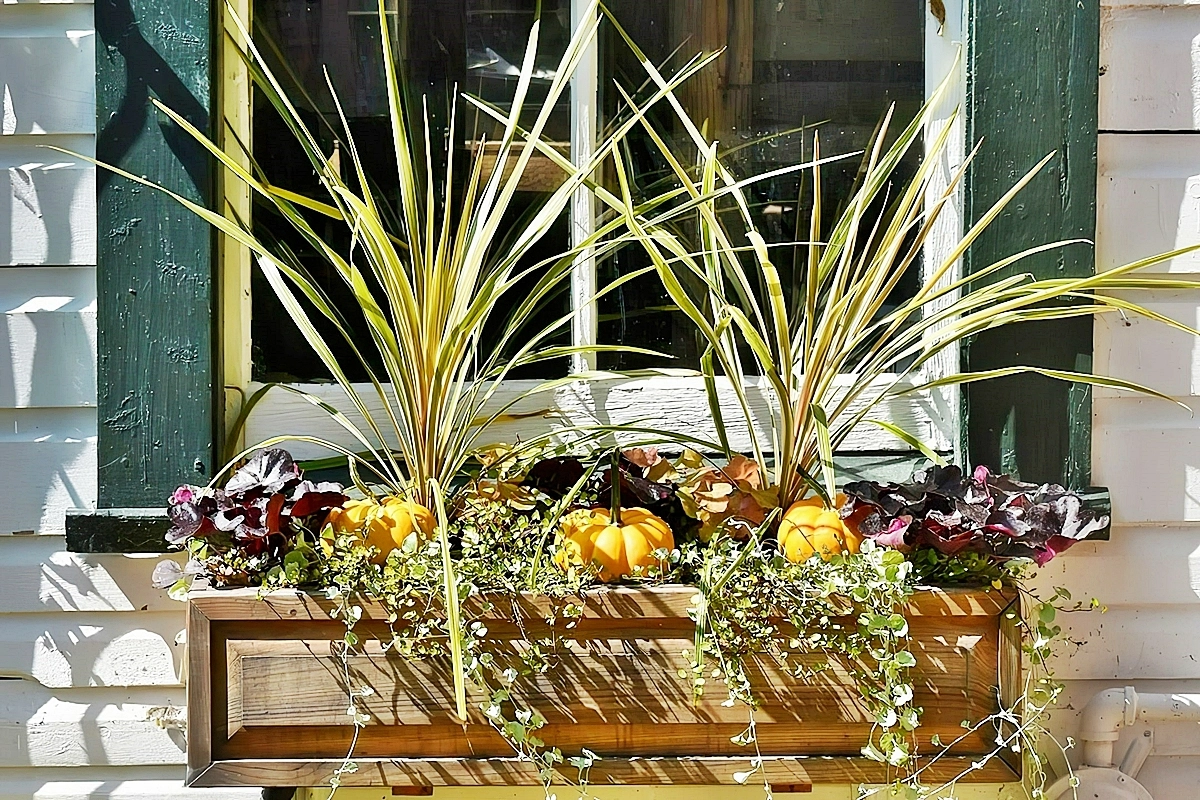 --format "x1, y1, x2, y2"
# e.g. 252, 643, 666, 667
327, 498, 435, 564
555, 507, 674, 582
778, 495, 862, 563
